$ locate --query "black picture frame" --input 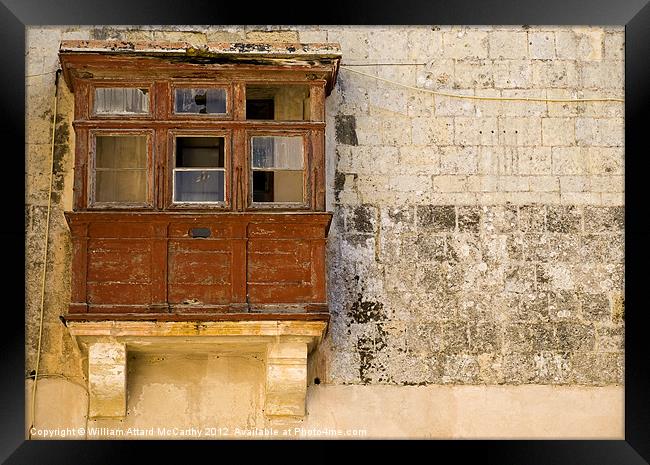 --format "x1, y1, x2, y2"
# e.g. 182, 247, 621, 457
3, 1, 649, 462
